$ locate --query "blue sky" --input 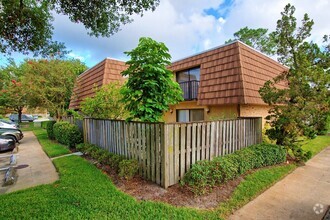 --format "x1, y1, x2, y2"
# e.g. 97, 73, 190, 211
1, 0, 329, 68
